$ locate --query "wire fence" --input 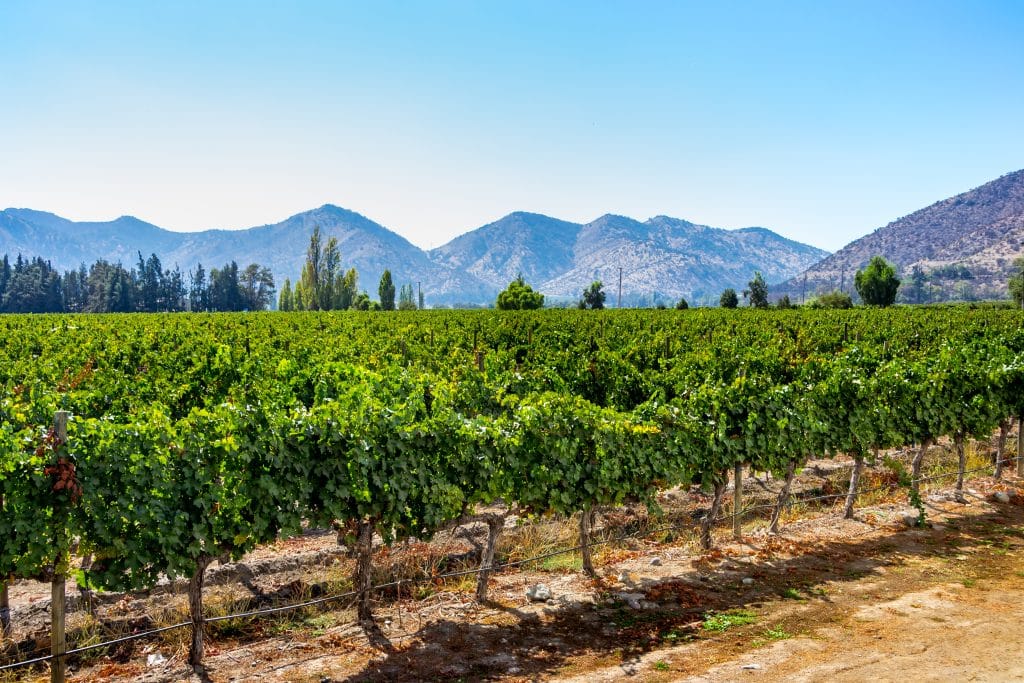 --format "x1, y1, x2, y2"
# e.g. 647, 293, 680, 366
1, 460, 1020, 674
